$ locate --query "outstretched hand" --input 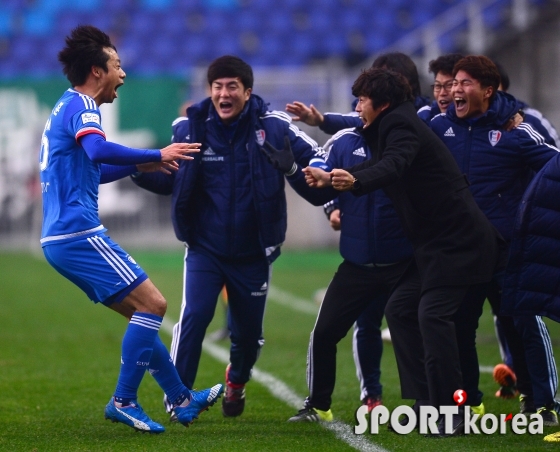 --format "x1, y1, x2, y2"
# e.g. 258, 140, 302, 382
303, 166, 332, 188
330, 169, 355, 191
160, 142, 200, 162
260, 136, 297, 175
286, 101, 324, 126
136, 161, 179, 175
